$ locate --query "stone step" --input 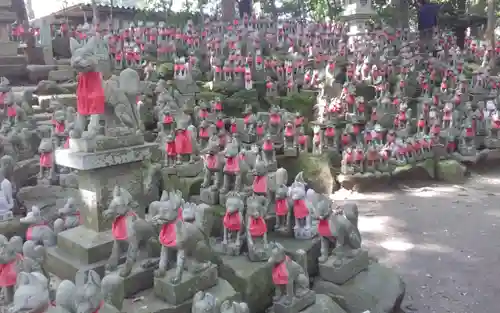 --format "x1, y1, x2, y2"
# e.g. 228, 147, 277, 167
48, 69, 75, 82
0, 63, 27, 78
0, 0, 12, 7
0, 55, 26, 65
55, 59, 71, 66
0, 41, 18, 56
38, 93, 77, 110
